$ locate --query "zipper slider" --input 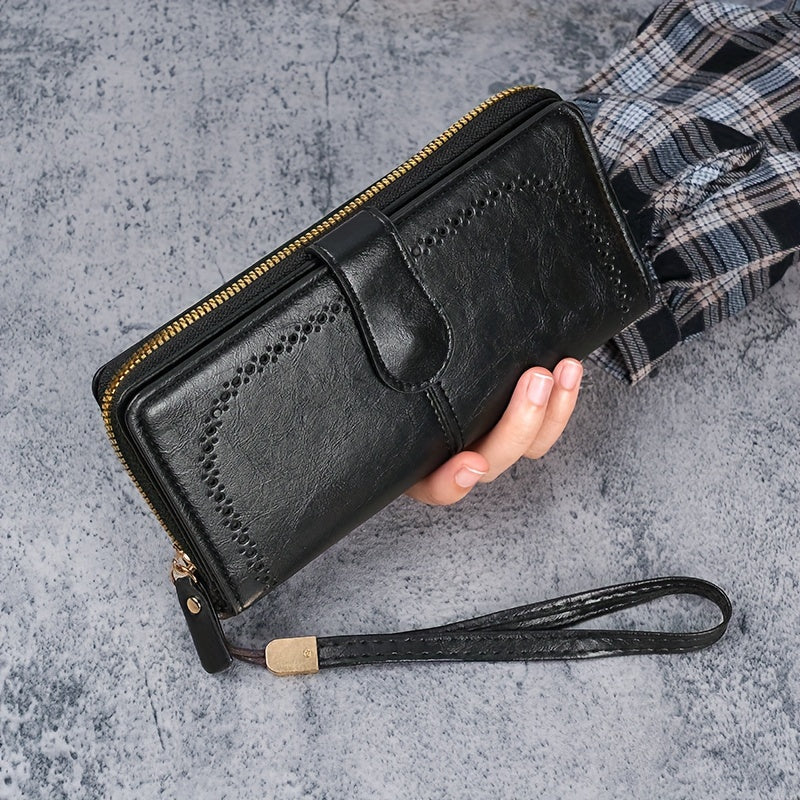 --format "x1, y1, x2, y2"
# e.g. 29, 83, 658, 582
171, 551, 232, 674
